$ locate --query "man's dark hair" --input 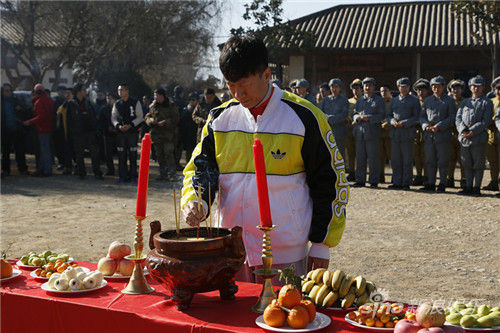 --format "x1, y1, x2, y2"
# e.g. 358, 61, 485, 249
219, 34, 268, 82
319, 83, 329, 90
381, 84, 391, 90
174, 85, 183, 96
188, 92, 198, 101
73, 83, 85, 95
204, 88, 215, 95
106, 92, 118, 99
118, 83, 129, 90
